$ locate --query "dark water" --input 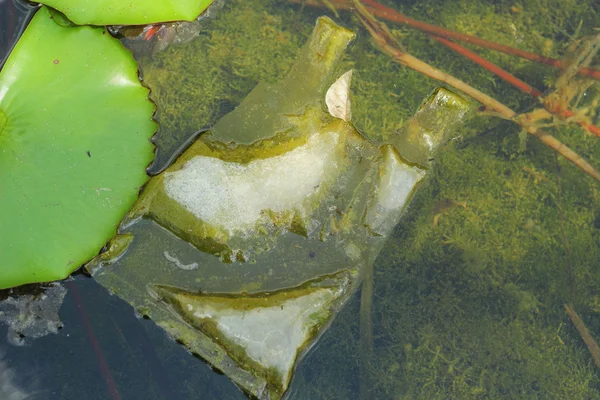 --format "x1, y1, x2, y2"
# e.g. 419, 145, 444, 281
0, 274, 360, 399
0, 0, 36, 69
1, 275, 244, 399
2, 0, 600, 399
